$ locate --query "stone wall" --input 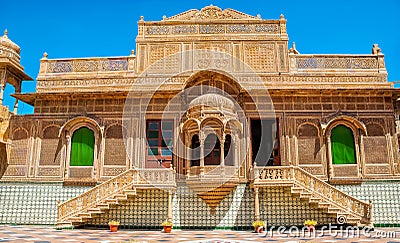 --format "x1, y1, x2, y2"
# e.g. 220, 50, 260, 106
0, 182, 91, 225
